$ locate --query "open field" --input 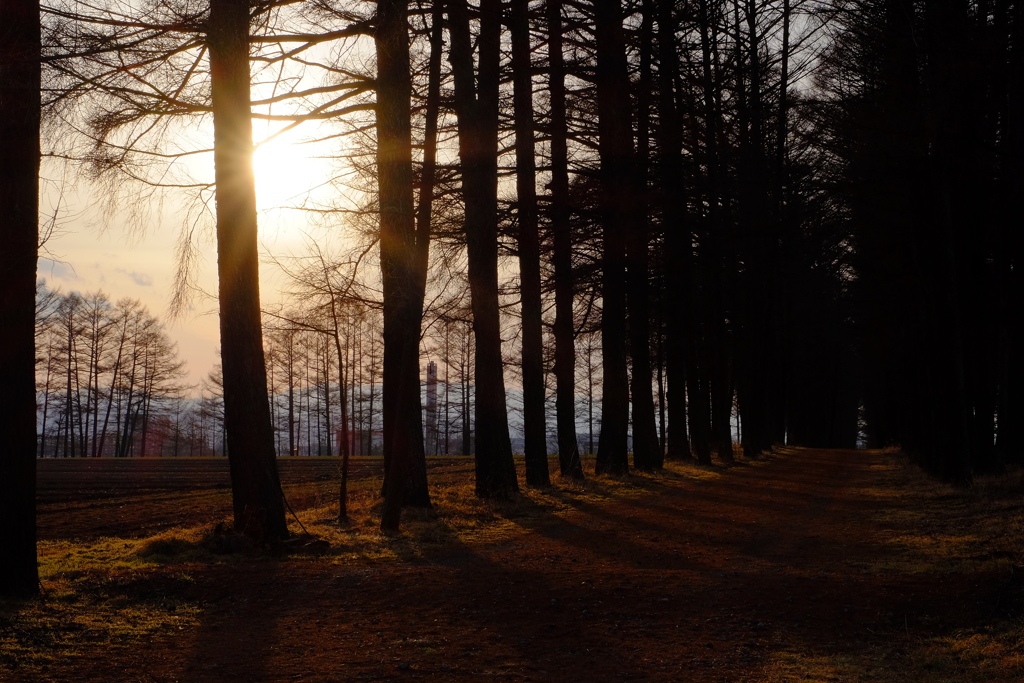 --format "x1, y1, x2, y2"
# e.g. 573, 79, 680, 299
37, 456, 471, 500
4, 449, 1024, 682
35, 456, 468, 541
